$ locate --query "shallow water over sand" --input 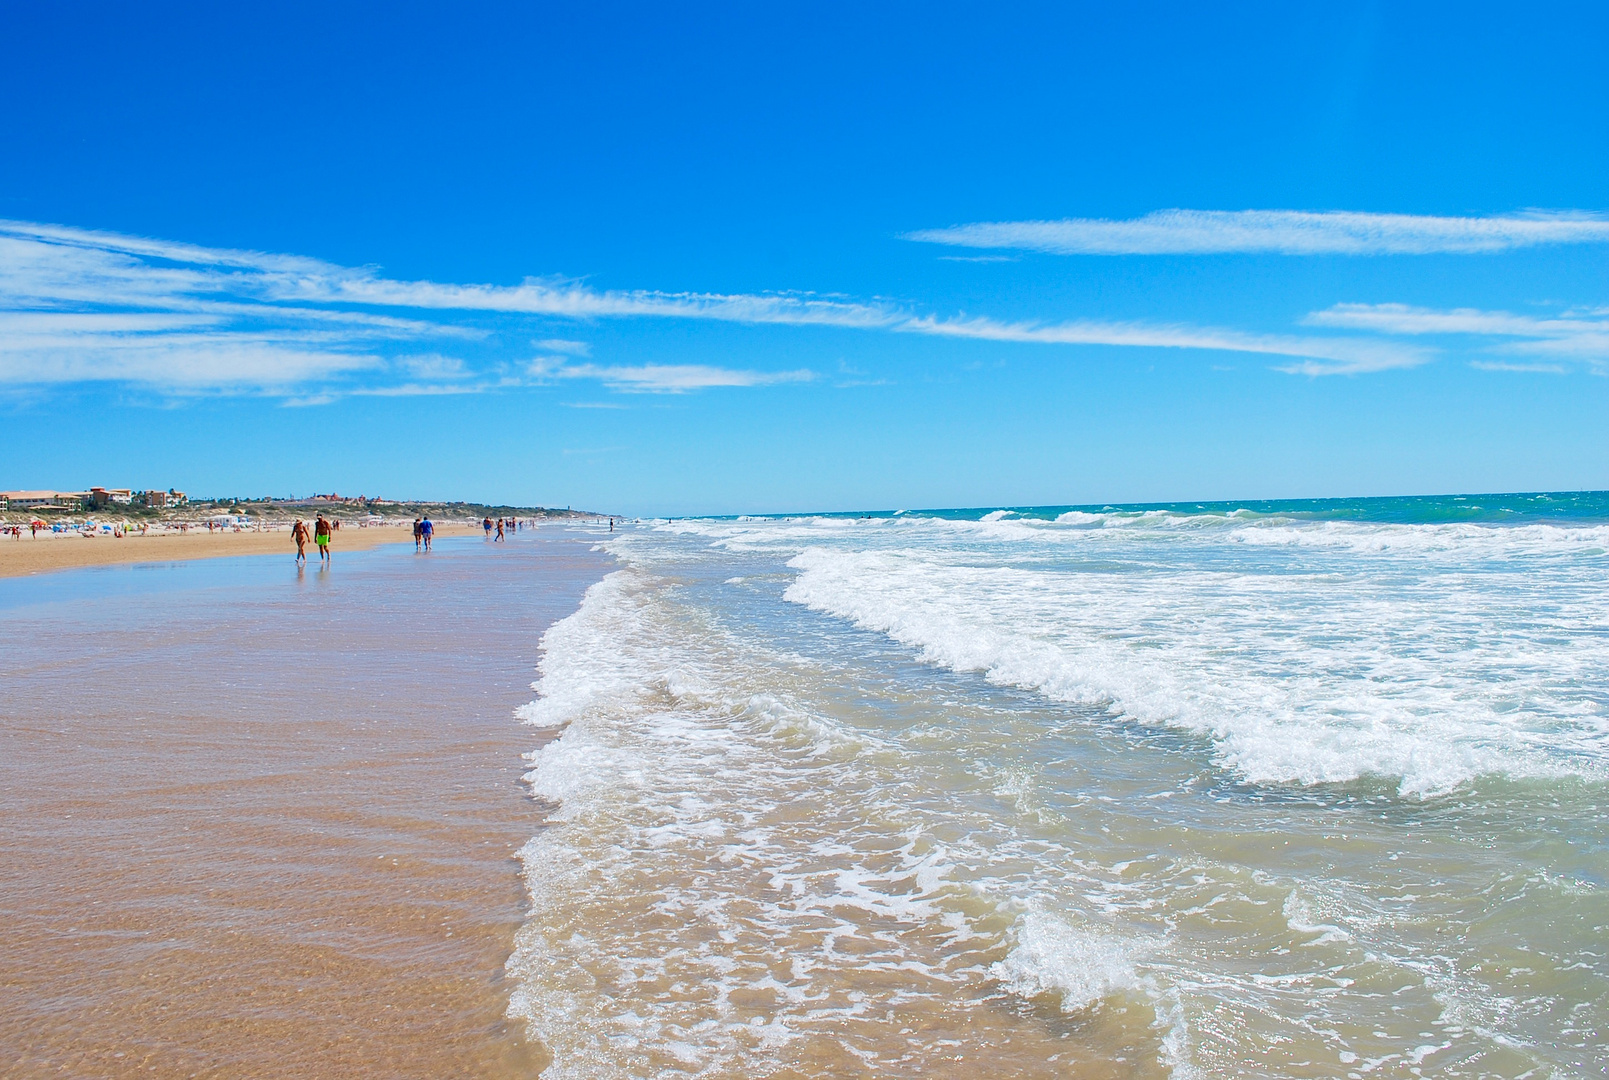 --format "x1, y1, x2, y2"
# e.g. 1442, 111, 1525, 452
0, 531, 609, 1078
508, 505, 1609, 1079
